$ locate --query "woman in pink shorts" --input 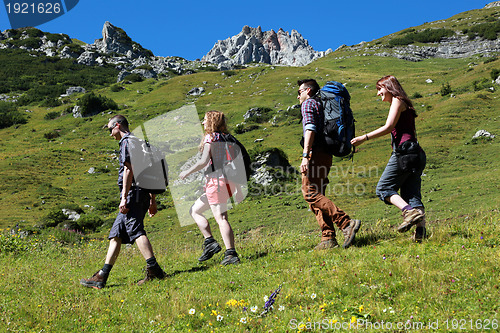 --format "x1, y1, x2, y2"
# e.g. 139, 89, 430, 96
179, 111, 240, 265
